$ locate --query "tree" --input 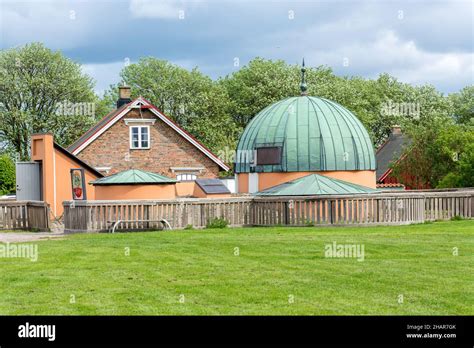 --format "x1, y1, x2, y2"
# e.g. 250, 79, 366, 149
449, 86, 474, 125
0, 43, 97, 159
219, 58, 299, 127
392, 122, 474, 188
0, 154, 15, 195
437, 144, 474, 188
